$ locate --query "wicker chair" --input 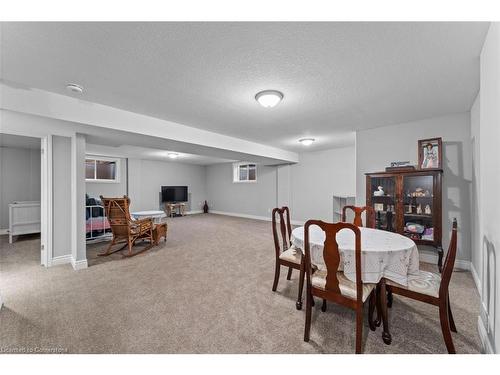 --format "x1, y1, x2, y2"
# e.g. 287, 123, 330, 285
99, 196, 154, 257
